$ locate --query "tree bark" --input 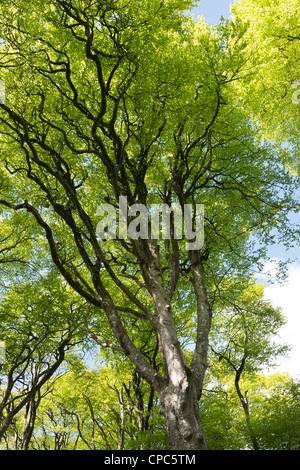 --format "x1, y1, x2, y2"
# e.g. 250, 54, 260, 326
0, 335, 71, 441
143, 247, 208, 450
21, 398, 38, 450
160, 378, 206, 450
235, 370, 260, 451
